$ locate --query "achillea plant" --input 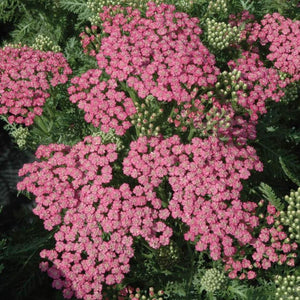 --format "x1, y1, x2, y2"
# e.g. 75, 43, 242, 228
2, 1, 298, 300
